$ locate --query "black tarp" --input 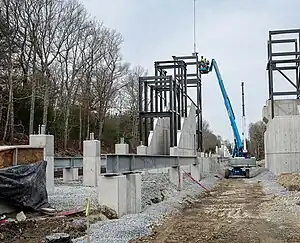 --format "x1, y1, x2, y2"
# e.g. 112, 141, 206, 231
0, 160, 50, 211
